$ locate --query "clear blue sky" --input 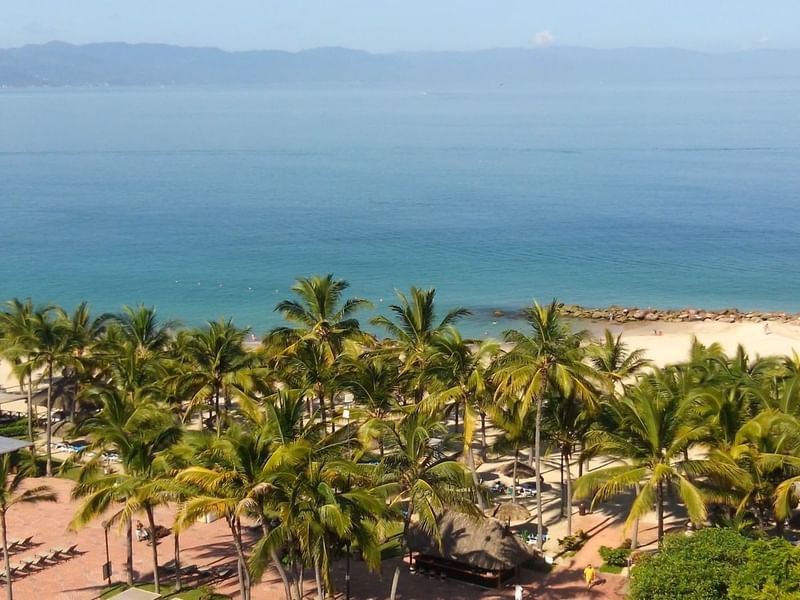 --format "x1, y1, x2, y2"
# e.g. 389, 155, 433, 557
1, 0, 797, 52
